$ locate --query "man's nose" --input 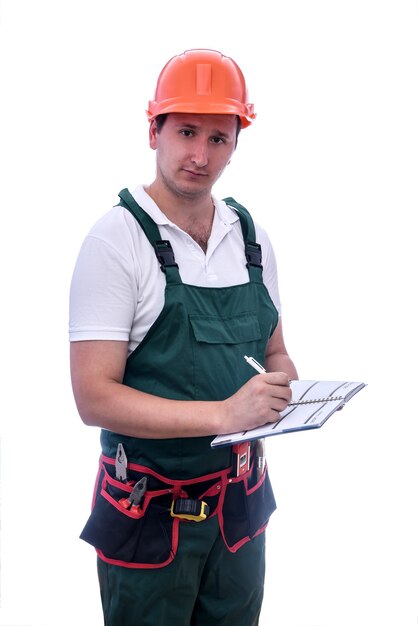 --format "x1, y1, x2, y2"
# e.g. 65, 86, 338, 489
191, 139, 208, 168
